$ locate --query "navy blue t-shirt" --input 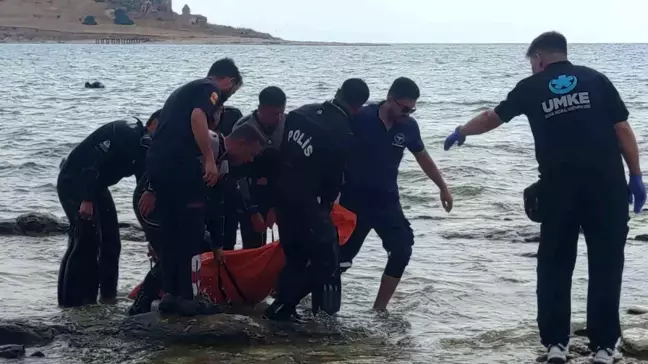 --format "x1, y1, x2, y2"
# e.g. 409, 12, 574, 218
343, 102, 425, 205
493, 61, 627, 176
